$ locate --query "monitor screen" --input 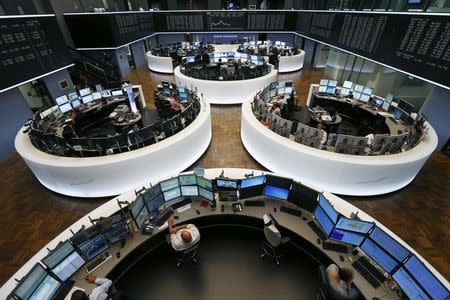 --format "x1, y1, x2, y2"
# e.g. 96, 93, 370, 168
264, 185, 289, 200
42, 241, 74, 269
28, 275, 60, 300
14, 264, 47, 299
251, 55, 258, 61
197, 176, 213, 191
328, 80, 337, 87
240, 175, 265, 188
265, 175, 292, 189
179, 92, 188, 103
68, 92, 78, 101
79, 234, 108, 260
343, 81, 353, 89
277, 87, 284, 95
362, 86, 374, 95
51, 251, 85, 282
55, 95, 69, 105
199, 187, 214, 201
142, 184, 162, 202
181, 185, 199, 196
59, 102, 72, 114
318, 86, 327, 93
92, 91, 102, 100
186, 56, 195, 63
79, 88, 91, 97
111, 89, 123, 97
178, 174, 197, 186
326, 86, 336, 94
385, 93, 394, 104
131, 195, 147, 228
284, 87, 293, 94
359, 94, 370, 103
71, 99, 81, 108
404, 256, 449, 299
394, 107, 403, 119
319, 79, 328, 86
392, 268, 430, 300
145, 193, 164, 213
318, 194, 338, 223
354, 84, 364, 93
314, 206, 334, 236
382, 100, 390, 111
330, 229, 365, 246
104, 221, 130, 244
335, 217, 373, 234
369, 227, 410, 262
278, 81, 286, 89
216, 179, 238, 189
360, 238, 398, 273
163, 187, 181, 202
101, 90, 111, 98
160, 178, 180, 192
372, 96, 384, 107
82, 94, 94, 104
340, 88, 350, 97
288, 181, 318, 213
353, 92, 362, 100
